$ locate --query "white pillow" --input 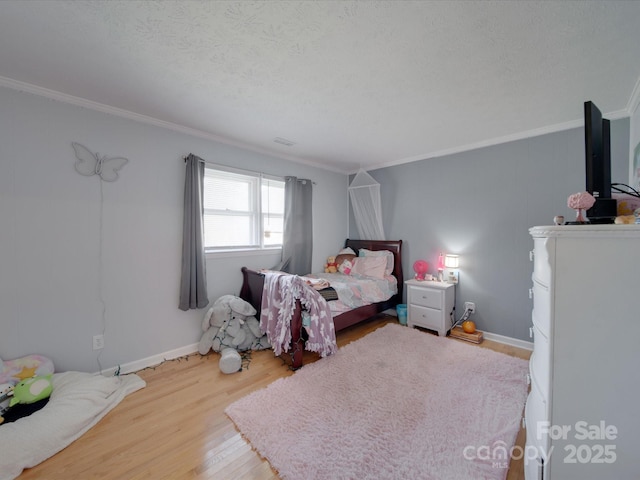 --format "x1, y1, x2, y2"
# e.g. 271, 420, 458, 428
359, 249, 394, 276
338, 247, 356, 255
351, 256, 387, 279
